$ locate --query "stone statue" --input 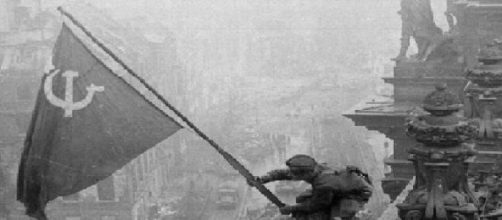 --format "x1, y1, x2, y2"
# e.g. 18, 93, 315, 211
444, 0, 458, 34
394, 0, 444, 62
